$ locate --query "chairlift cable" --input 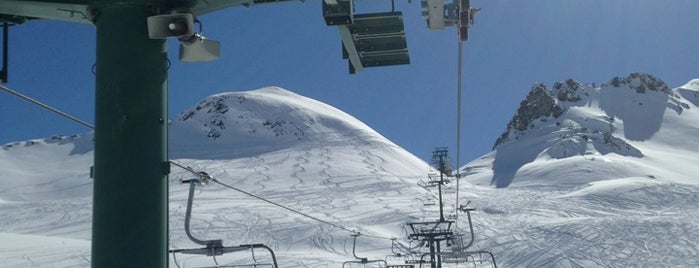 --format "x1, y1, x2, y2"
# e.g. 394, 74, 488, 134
453, 0, 472, 231
169, 161, 394, 241
212, 177, 356, 234
0, 84, 94, 130
455, 37, 463, 229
